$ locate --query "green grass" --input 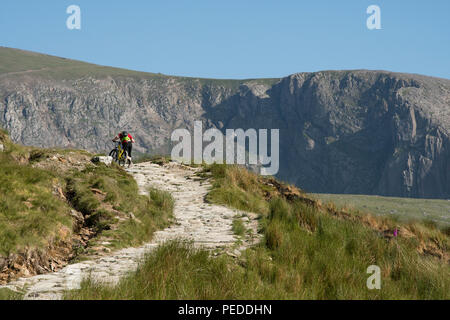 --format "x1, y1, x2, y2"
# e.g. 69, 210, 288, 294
203, 164, 269, 215
0, 129, 173, 266
65, 163, 174, 250
65, 226, 449, 299
312, 193, 450, 228
0, 288, 24, 300
256, 198, 449, 299
100, 187, 174, 249
0, 152, 73, 256
64, 241, 250, 300
65, 164, 450, 300
232, 217, 246, 237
